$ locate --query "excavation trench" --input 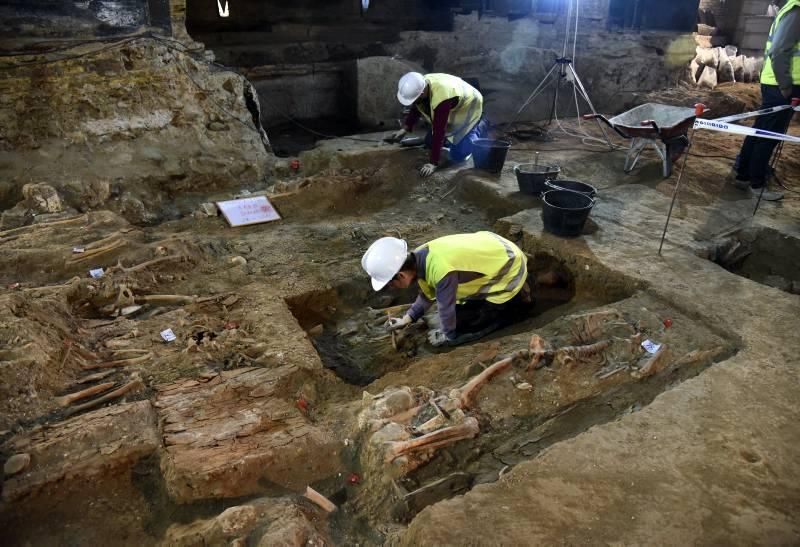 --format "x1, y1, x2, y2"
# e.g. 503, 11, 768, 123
285, 251, 739, 543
